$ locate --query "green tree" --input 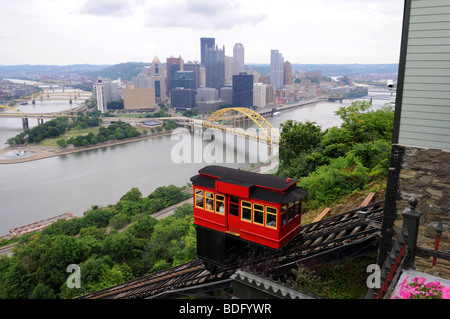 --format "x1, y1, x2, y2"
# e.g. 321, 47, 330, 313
29, 283, 57, 299
279, 120, 324, 166
56, 139, 68, 149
